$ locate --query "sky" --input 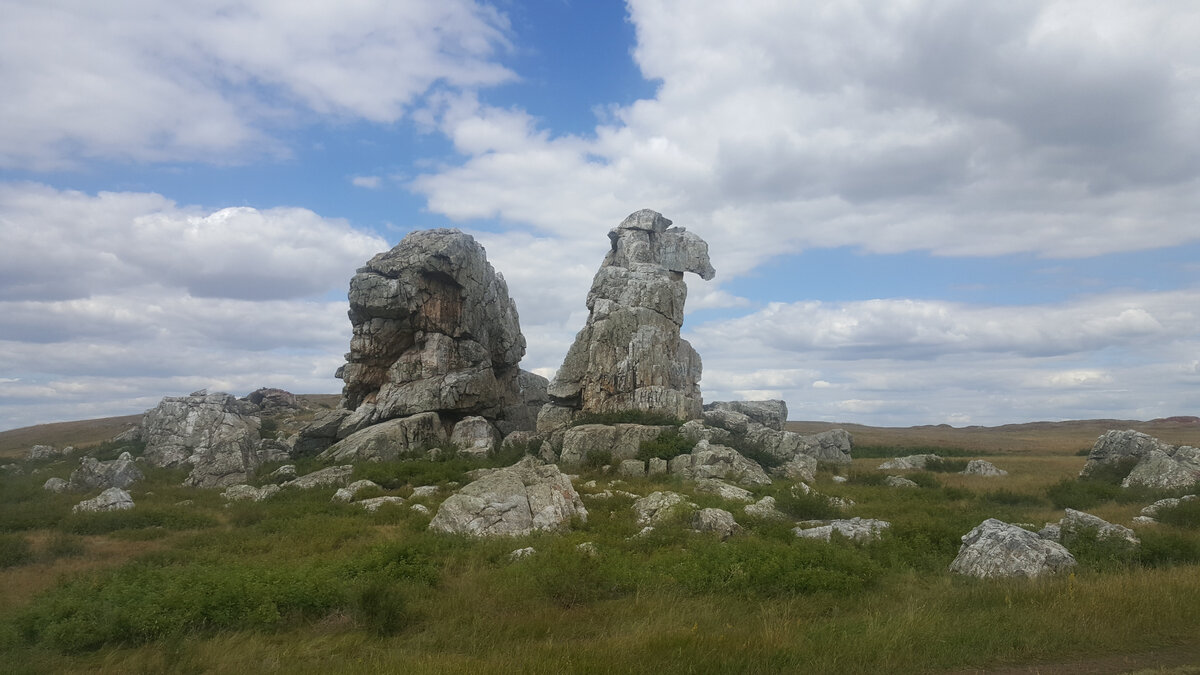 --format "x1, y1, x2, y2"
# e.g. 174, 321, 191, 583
2, 0, 1199, 431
